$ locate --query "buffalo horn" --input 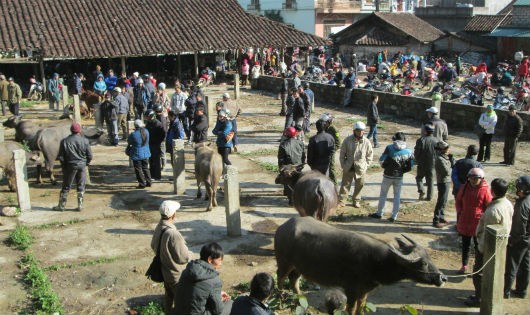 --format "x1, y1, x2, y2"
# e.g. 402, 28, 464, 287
401, 234, 418, 247
389, 244, 421, 263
